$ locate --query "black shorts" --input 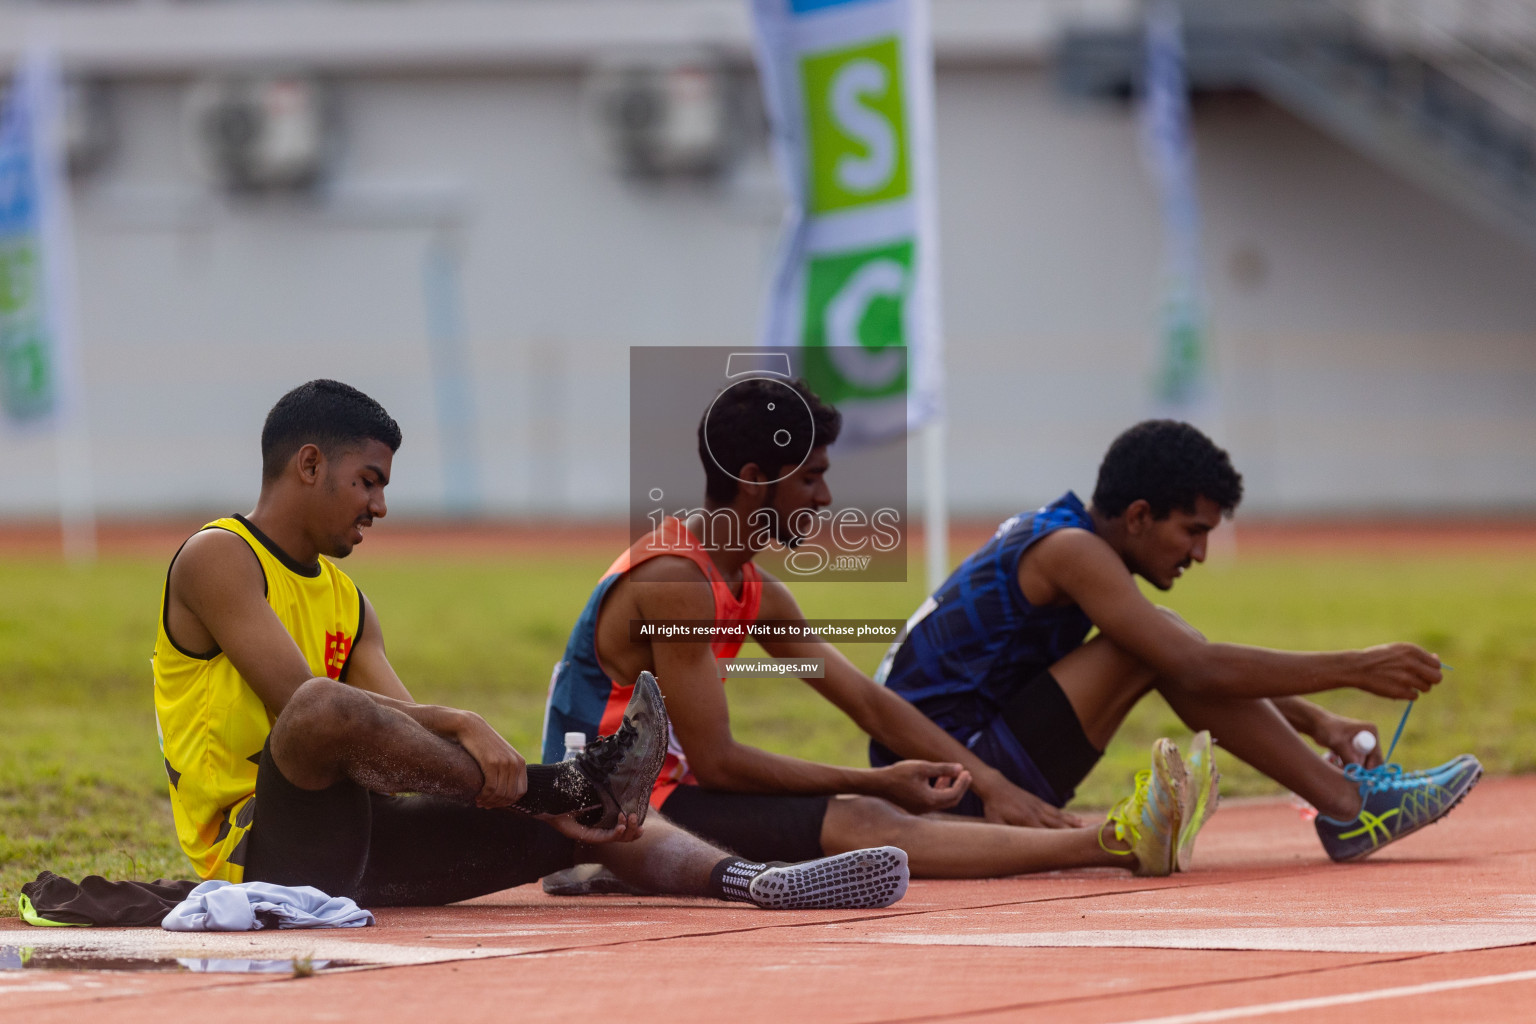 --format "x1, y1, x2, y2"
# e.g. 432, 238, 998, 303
871, 669, 1101, 813
243, 742, 577, 907
659, 785, 830, 864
